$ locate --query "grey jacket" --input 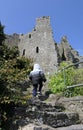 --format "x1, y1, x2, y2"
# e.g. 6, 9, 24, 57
29, 64, 46, 85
